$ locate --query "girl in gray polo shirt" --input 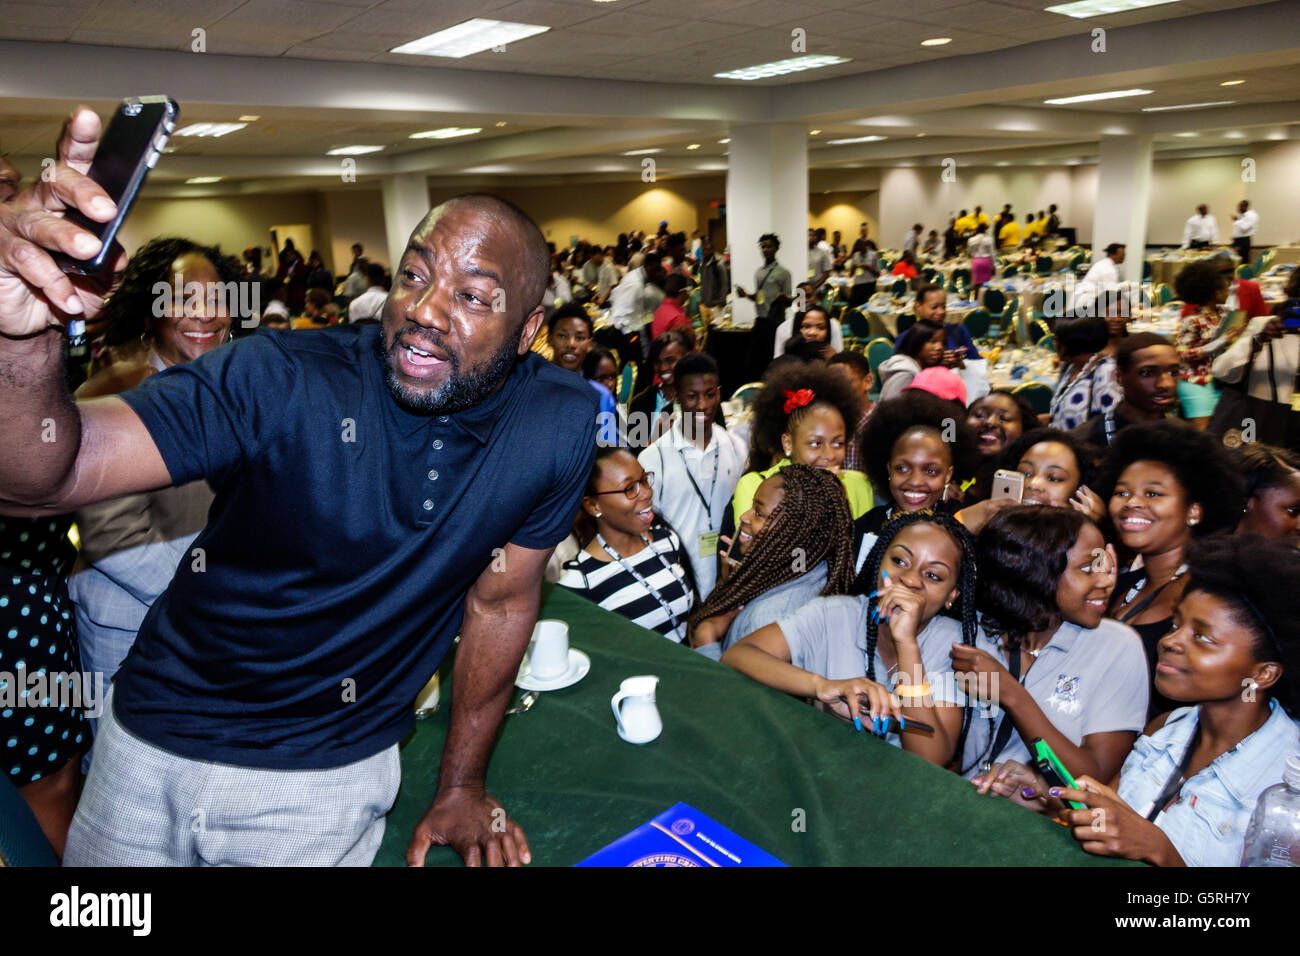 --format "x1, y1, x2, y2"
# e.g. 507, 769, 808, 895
721, 511, 981, 770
